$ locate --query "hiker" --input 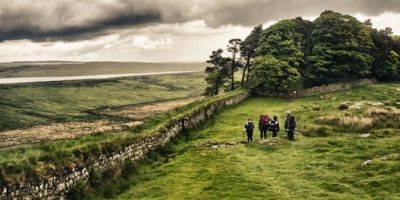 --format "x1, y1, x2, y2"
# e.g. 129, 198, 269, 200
268, 116, 279, 138
284, 115, 297, 141
244, 118, 255, 142
259, 114, 269, 139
